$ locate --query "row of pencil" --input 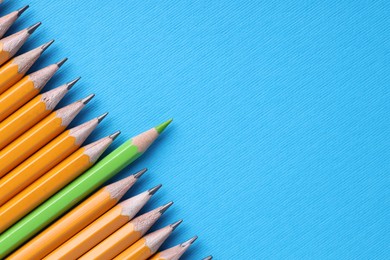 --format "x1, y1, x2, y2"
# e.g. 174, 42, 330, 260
0, 5, 212, 260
